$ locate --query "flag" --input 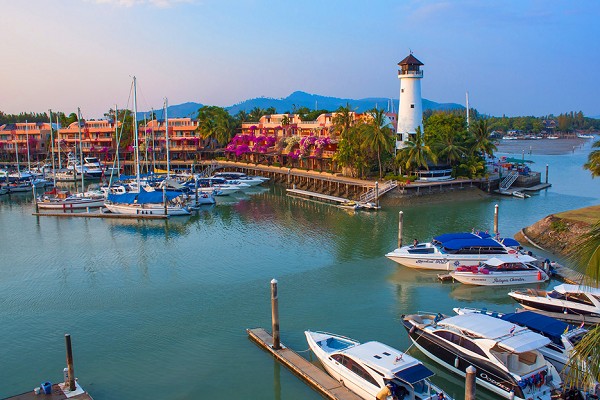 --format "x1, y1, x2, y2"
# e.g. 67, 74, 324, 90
509, 325, 516, 335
